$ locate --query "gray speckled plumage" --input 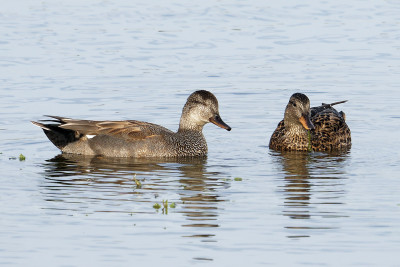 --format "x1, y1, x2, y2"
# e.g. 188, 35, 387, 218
269, 93, 351, 152
32, 90, 231, 158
